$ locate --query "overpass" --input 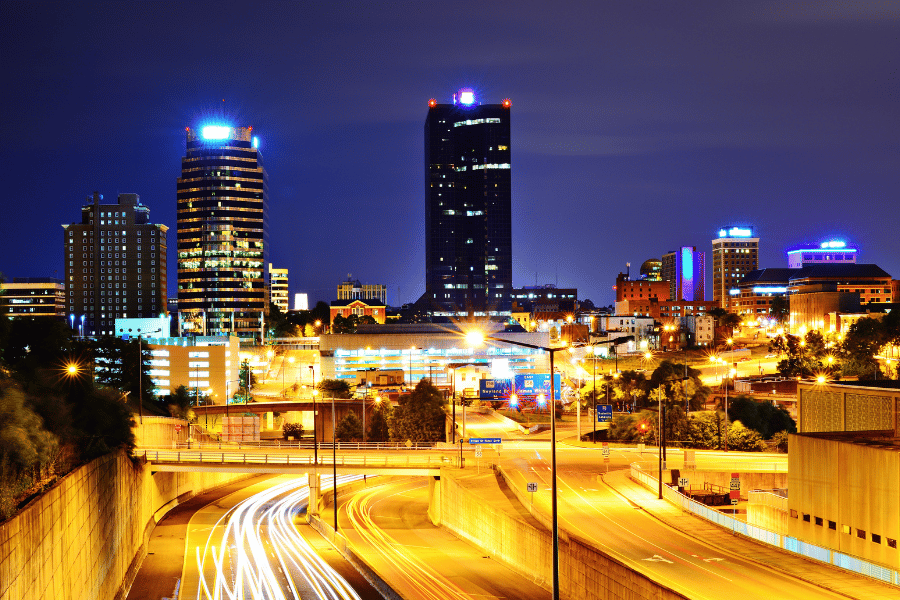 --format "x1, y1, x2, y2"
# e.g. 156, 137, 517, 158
138, 446, 454, 476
